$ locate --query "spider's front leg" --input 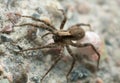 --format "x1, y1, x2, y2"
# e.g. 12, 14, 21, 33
15, 13, 56, 30
14, 22, 56, 34
70, 42, 100, 70
59, 9, 67, 30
